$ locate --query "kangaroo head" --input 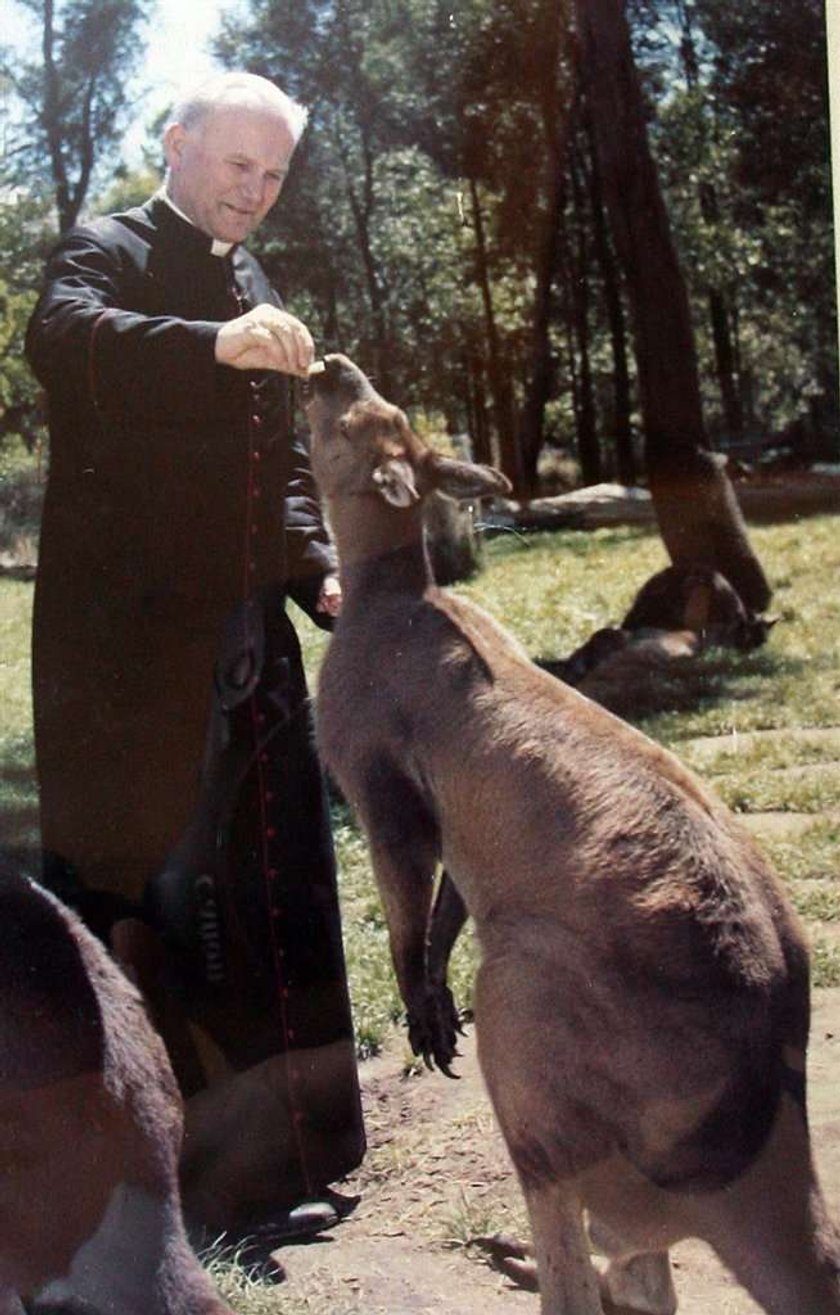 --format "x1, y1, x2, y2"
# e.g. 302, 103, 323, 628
305, 354, 511, 507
